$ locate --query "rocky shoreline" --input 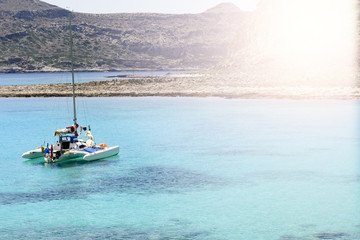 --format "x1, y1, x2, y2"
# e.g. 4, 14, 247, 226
0, 67, 192, 74
1, 73, 359, 99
